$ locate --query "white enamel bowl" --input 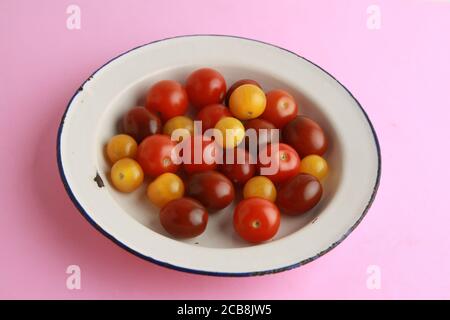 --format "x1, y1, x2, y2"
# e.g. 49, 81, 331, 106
57, 35, 381, 276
